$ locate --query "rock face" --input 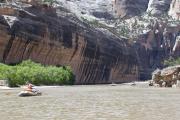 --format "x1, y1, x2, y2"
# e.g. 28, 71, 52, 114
173, 36, 180, 56
169, 0, 180, 20
0, 0, 179, 84
56, 0, 115, 20
0, 5, 139, 84
113, 0, 179, 20
147, 0, 172, 15
134, 20, 180, 80
113, 0, 149, 19
52, 0, 180, 21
